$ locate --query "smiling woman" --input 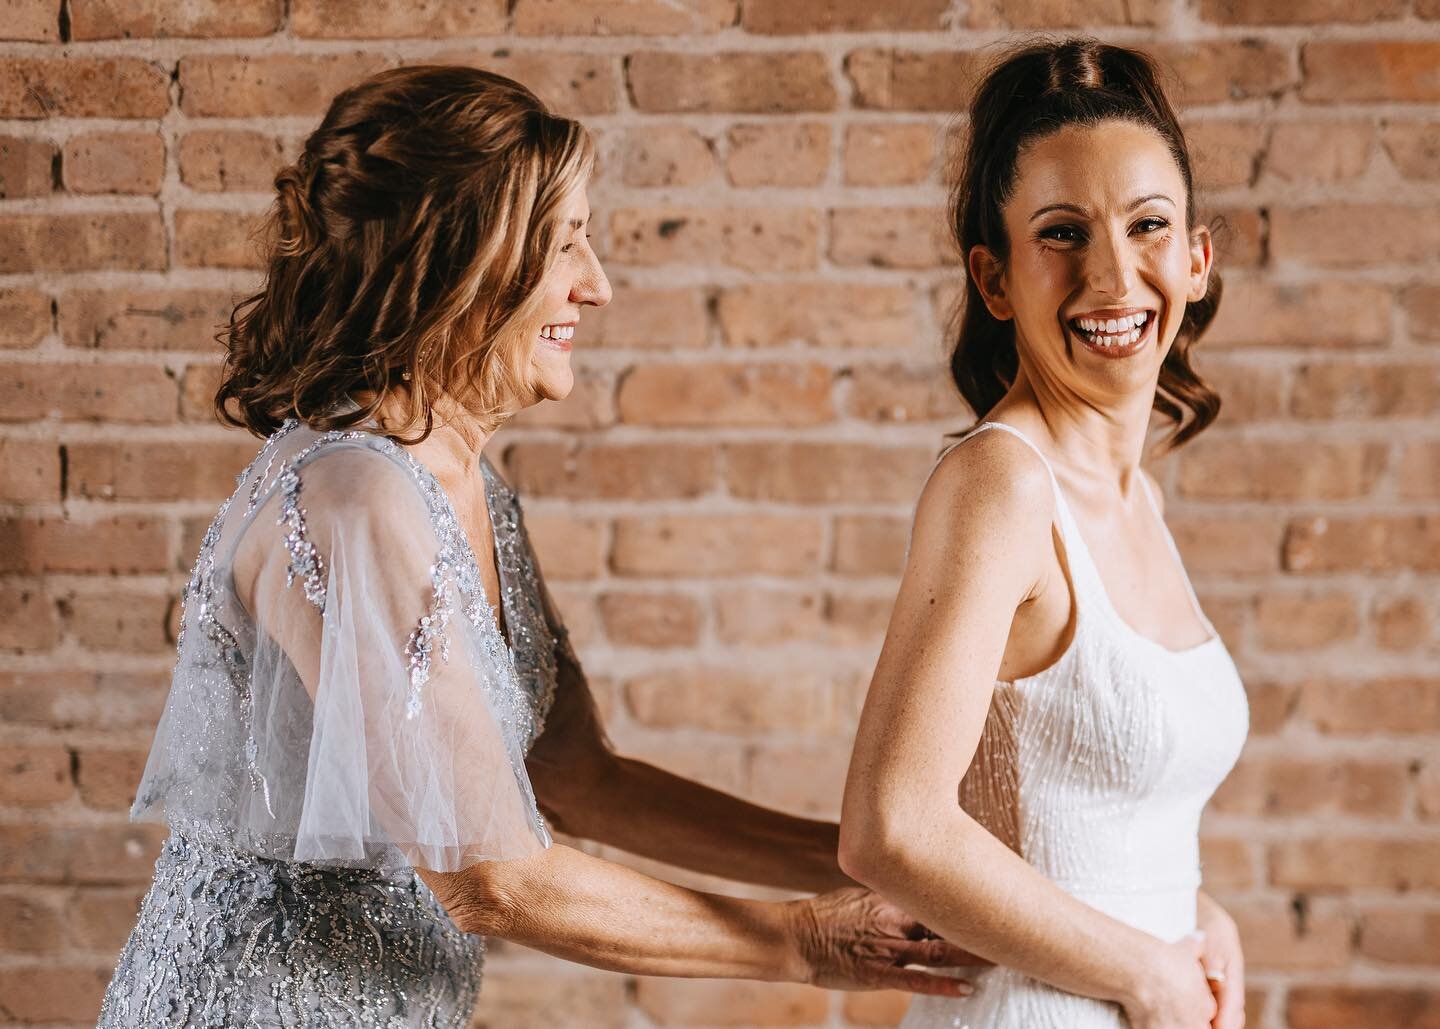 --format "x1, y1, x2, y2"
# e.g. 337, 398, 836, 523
839, 39, 1248, 1029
